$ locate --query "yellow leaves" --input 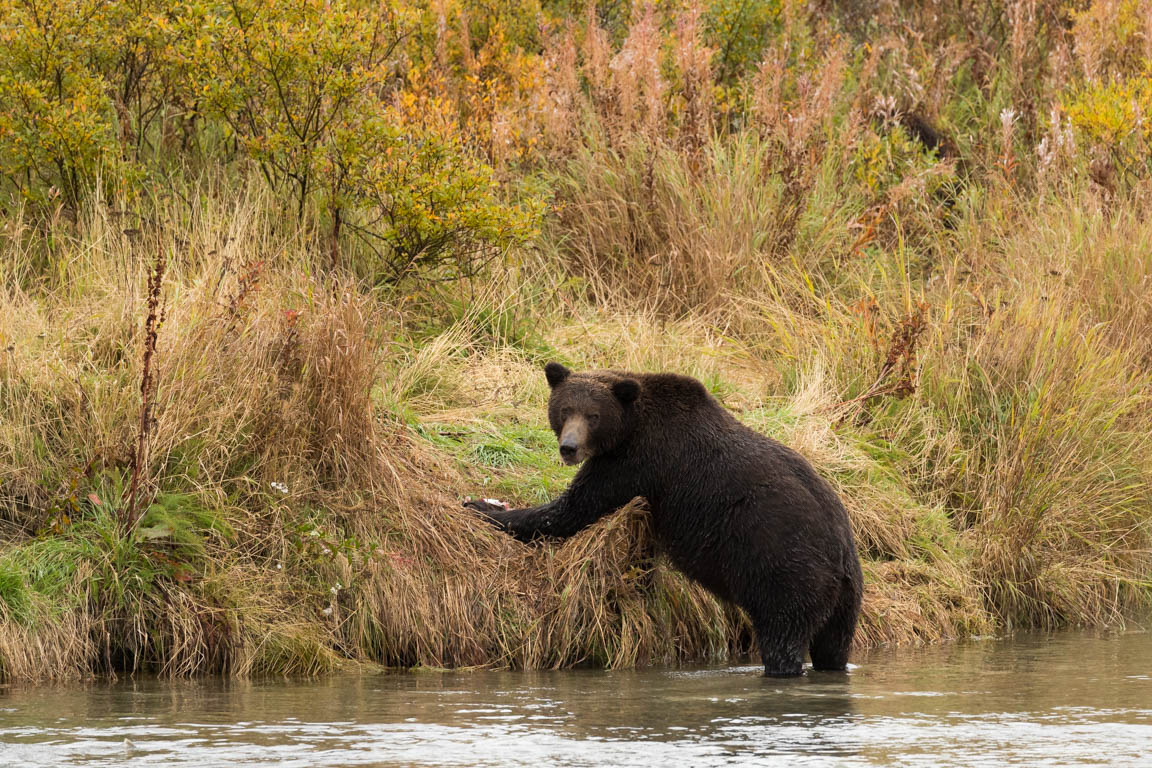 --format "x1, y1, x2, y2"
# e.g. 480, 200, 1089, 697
850, 125, 943, 197
1071, 0, 1150, 80
0, 0, 541, 257
1064, 75, 1152, 150
328, 107, 541, 280
0, 53, 118, 201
